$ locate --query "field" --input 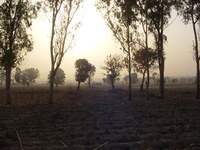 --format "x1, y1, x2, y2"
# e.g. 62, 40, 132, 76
0, 85, 200, 150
